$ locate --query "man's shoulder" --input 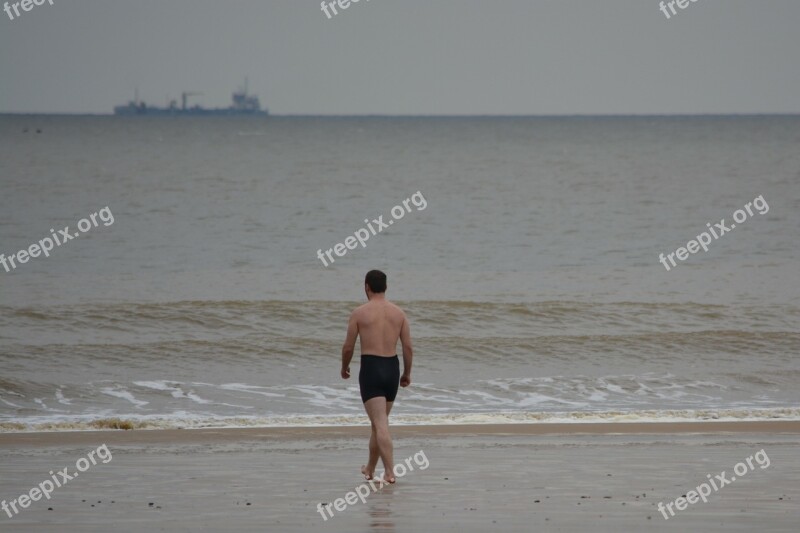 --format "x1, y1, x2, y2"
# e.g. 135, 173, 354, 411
353, 299, 406, 316
352, 302, 372, 315
385, 301, 407, 317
